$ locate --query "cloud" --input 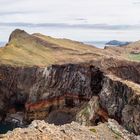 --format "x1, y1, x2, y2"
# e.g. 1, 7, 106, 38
74, 18, 87, 21
133, 1, 140, 4
0, 0, 140, 42
0, 0, 140, 25
0, 11, 31, 16
0, 22, 140, 30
